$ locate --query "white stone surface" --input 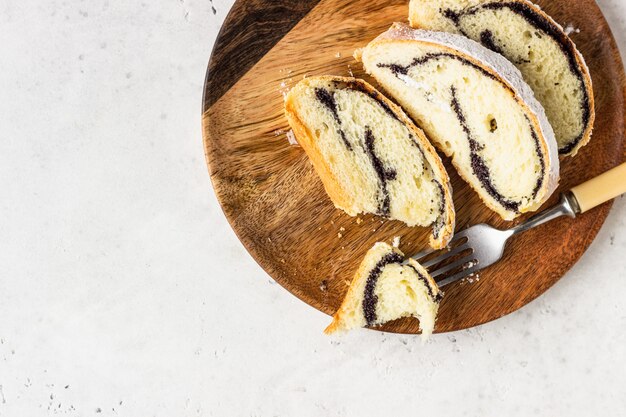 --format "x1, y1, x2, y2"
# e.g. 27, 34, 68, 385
0, 0, 624, 416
